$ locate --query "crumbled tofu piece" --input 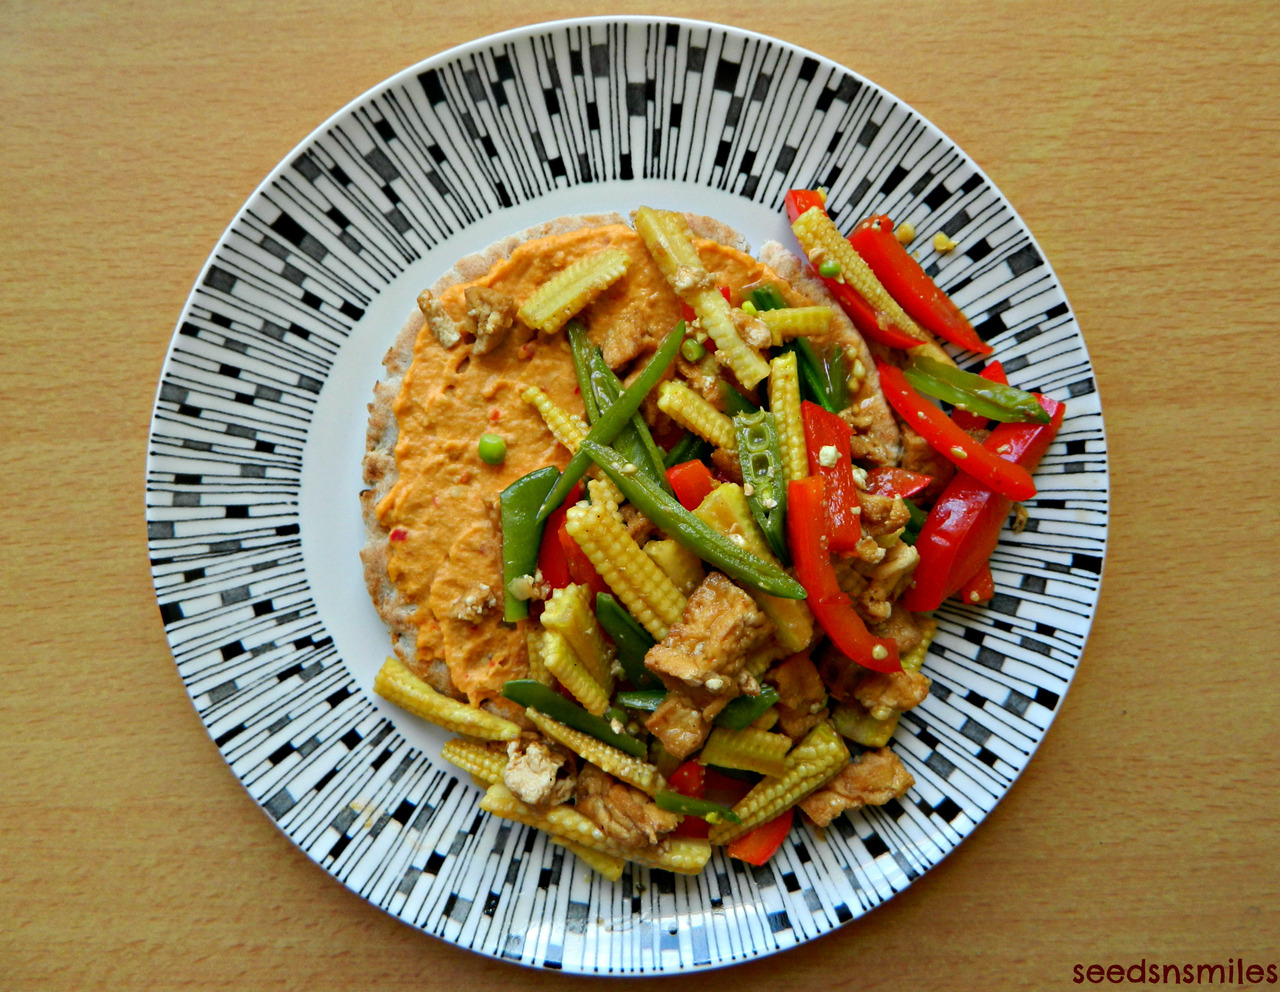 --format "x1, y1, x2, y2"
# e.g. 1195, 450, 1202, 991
818, 444, 839, 468
450, 582, 497, 622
